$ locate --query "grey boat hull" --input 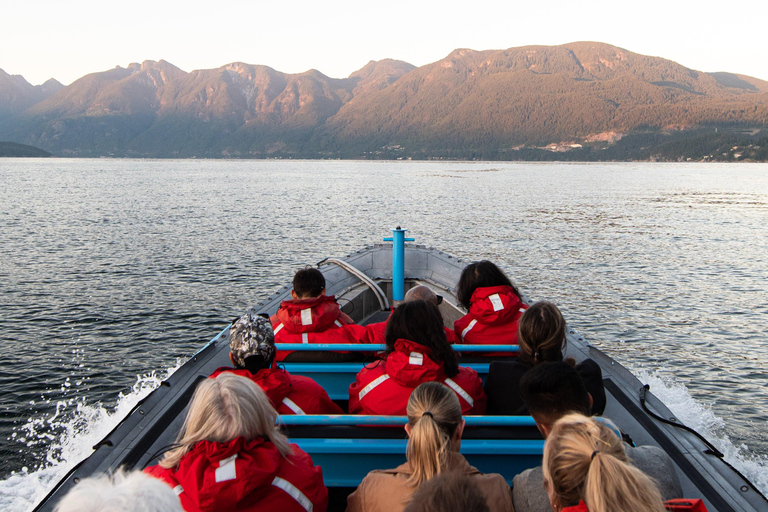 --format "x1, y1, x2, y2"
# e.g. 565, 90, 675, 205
32, 244, 767, 512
